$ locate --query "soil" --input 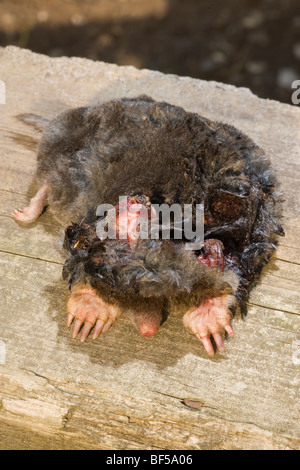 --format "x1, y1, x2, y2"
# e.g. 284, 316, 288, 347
0, 0, 299, 104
